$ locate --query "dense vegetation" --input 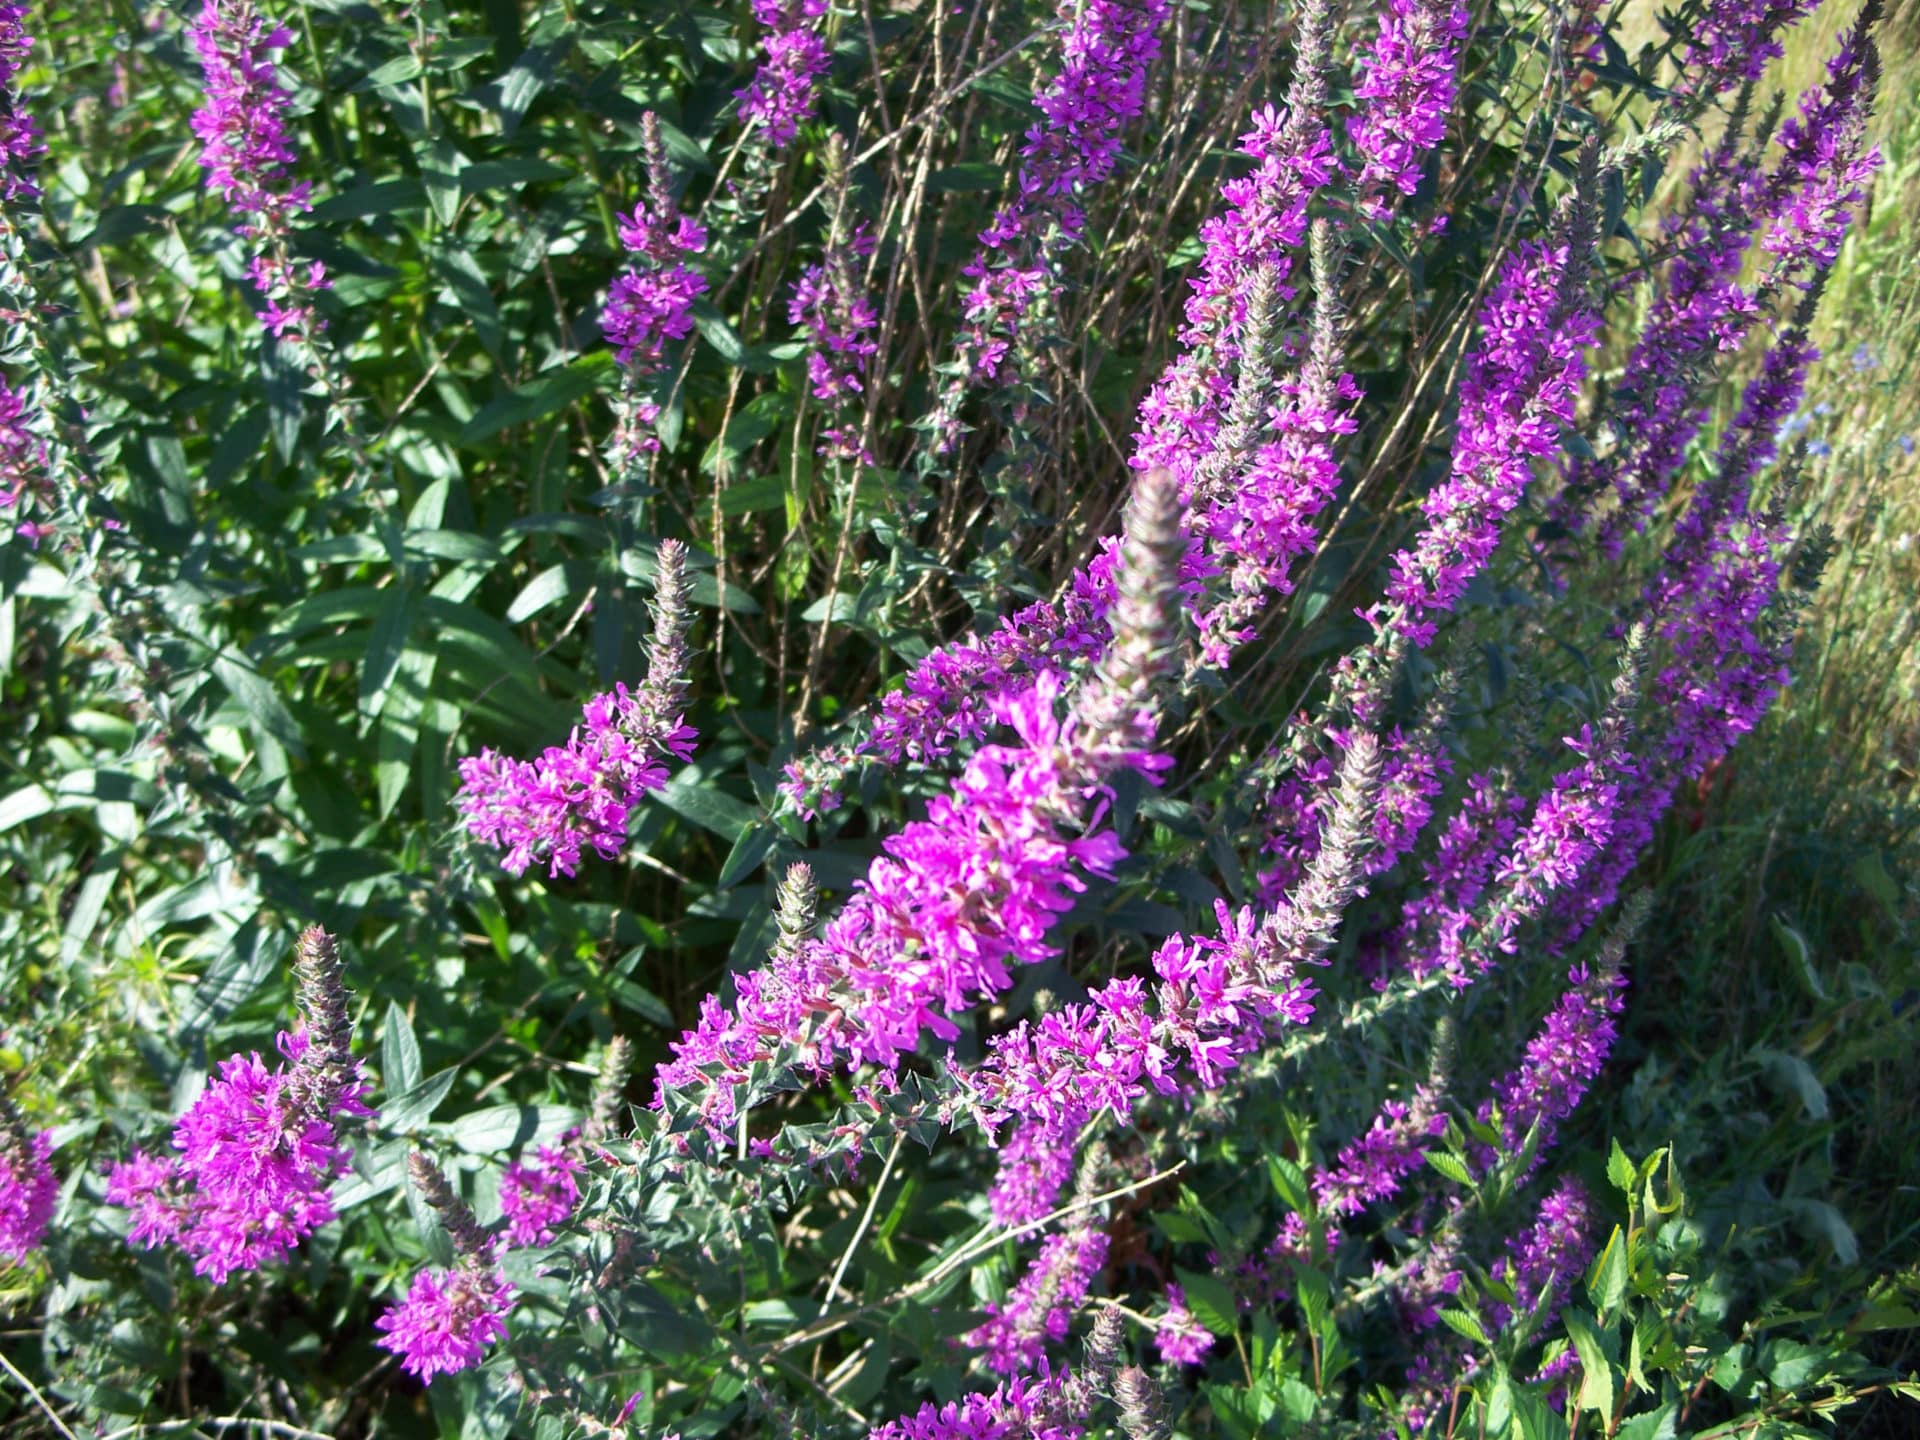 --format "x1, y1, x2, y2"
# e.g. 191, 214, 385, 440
0, 0, 1915, 1436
